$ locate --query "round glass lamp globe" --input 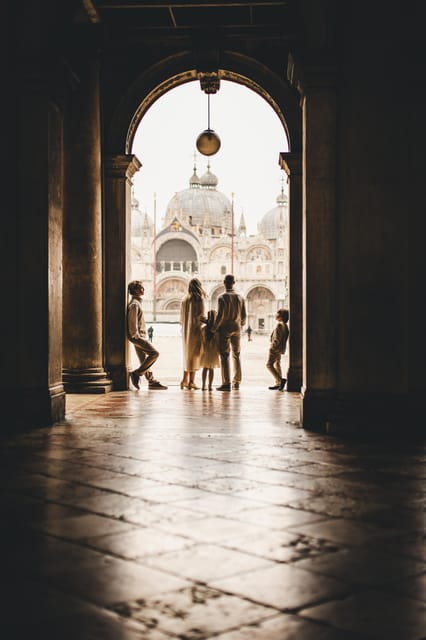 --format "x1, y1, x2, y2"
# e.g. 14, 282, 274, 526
196, 129, 221, 156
